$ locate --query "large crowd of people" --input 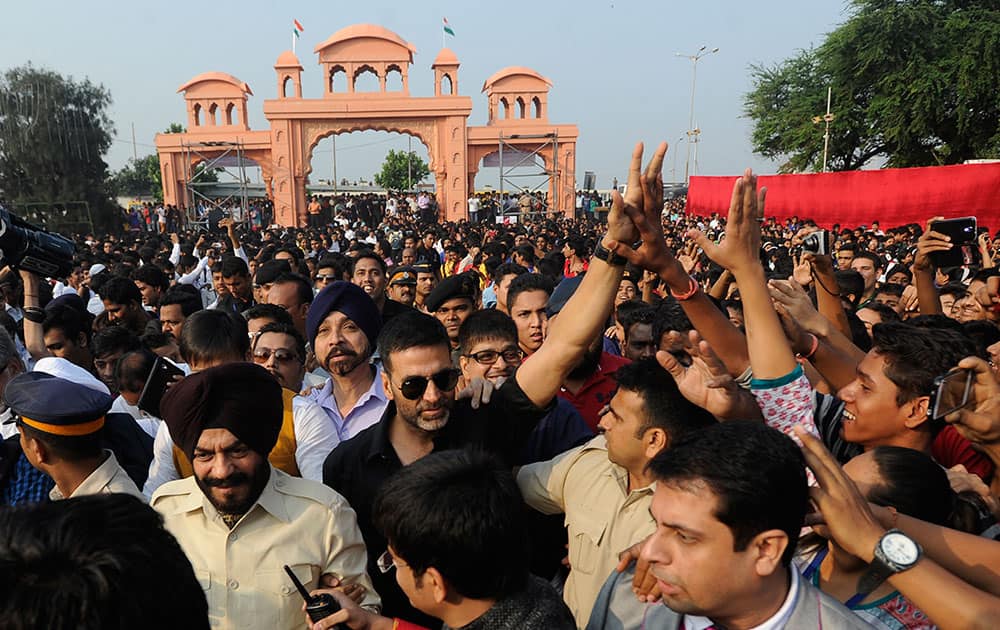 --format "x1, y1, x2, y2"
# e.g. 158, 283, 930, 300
2, 141, 1000, 630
